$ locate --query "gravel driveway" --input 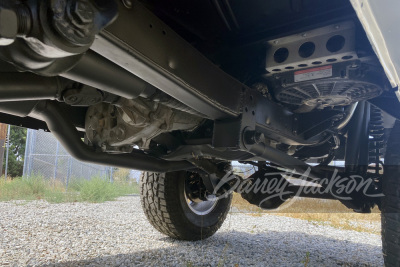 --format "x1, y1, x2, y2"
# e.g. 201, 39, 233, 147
0, 196, 383, 266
